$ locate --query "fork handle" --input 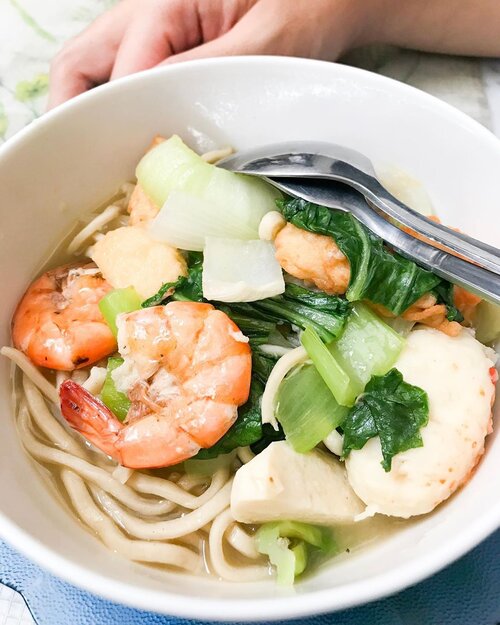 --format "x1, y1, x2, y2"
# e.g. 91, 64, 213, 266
349, 192, 500, 305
